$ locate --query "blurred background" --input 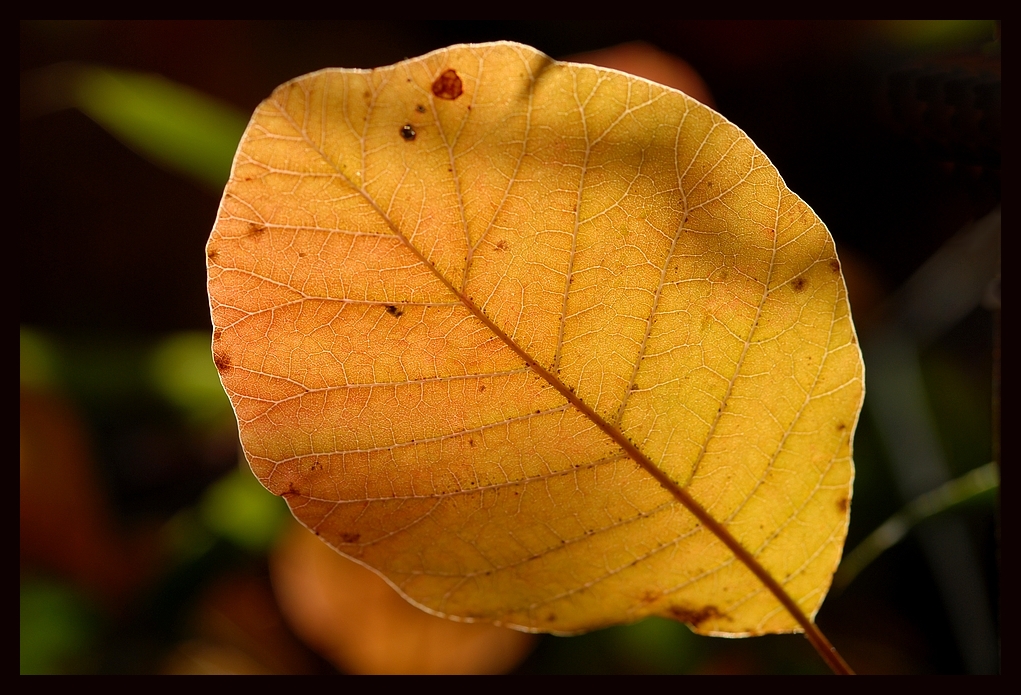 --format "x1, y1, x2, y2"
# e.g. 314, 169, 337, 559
20, 21, 999, 674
